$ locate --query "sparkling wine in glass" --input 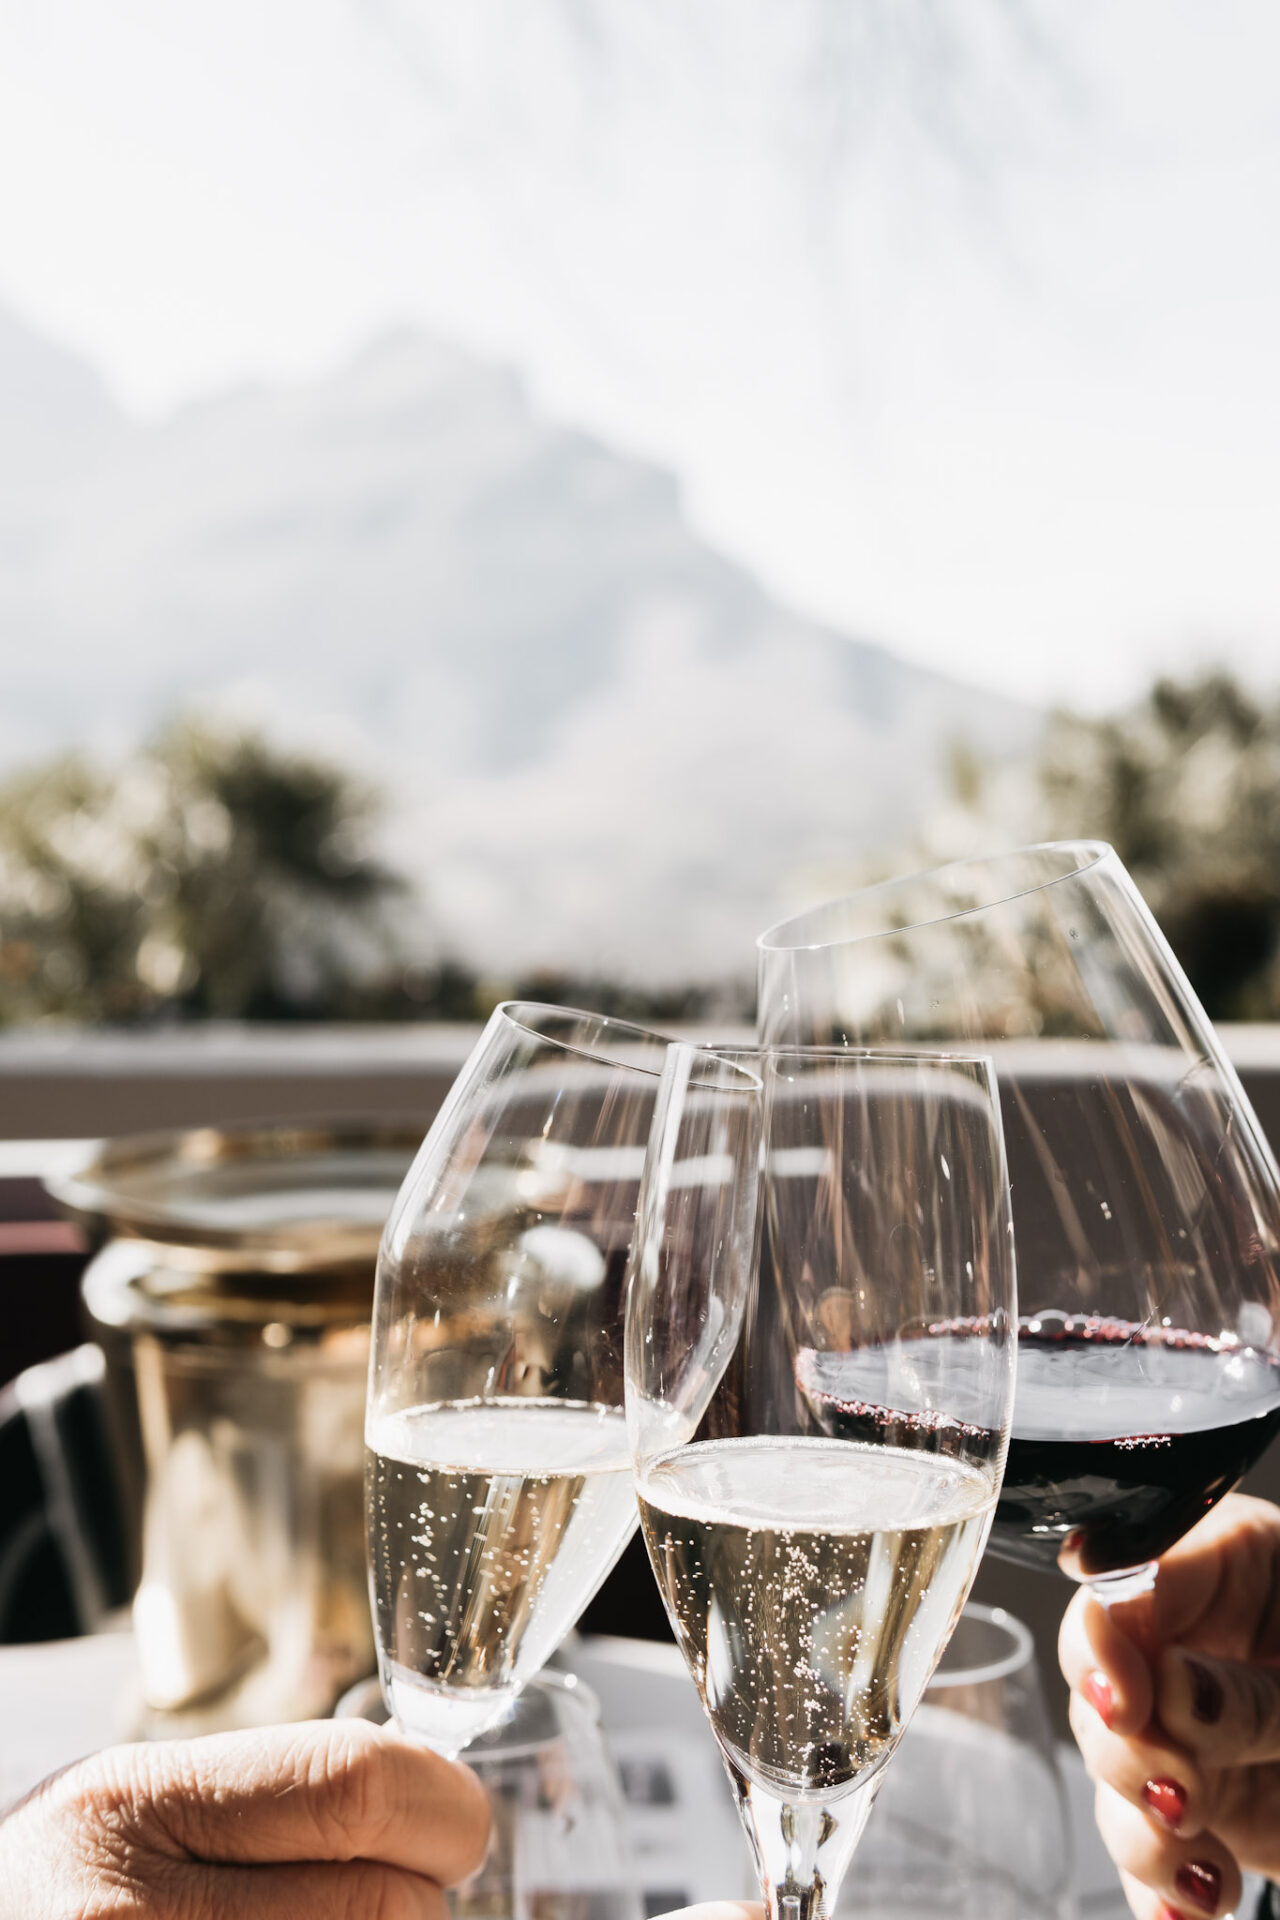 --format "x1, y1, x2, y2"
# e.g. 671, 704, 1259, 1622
366, 1002, 760, 1755
759, 842, 1280, 1602
626, 1046, 1016, 1920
